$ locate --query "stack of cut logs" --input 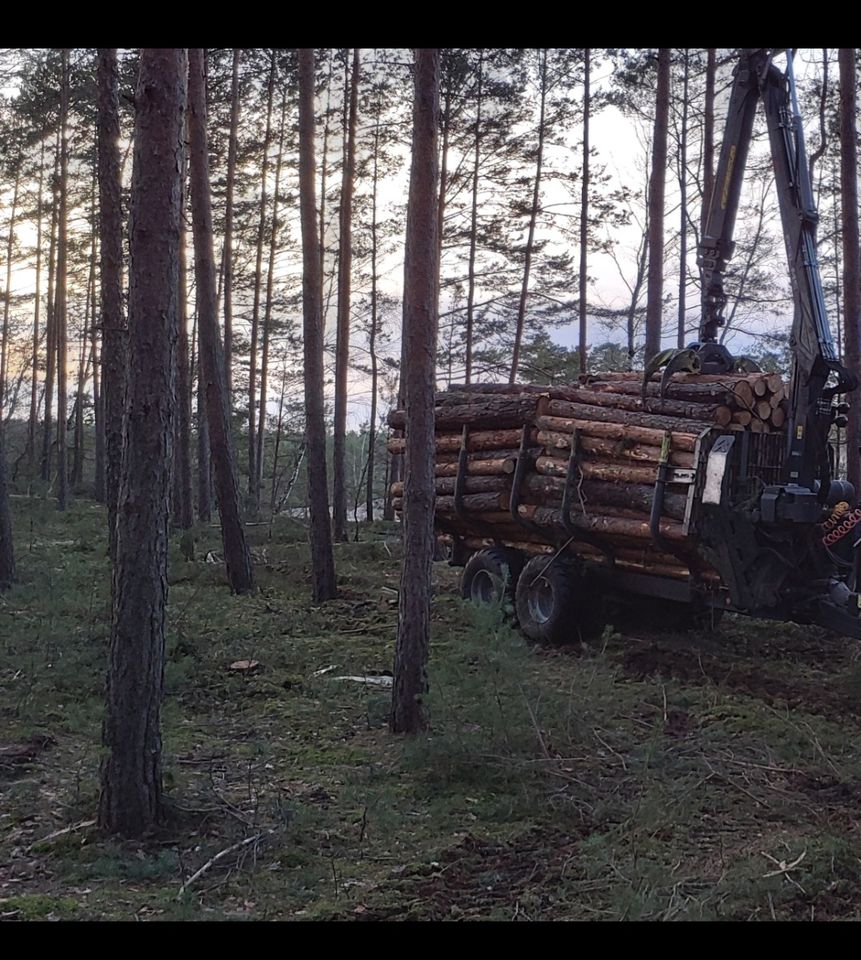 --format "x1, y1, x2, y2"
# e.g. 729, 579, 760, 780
387, 371, 788, 582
